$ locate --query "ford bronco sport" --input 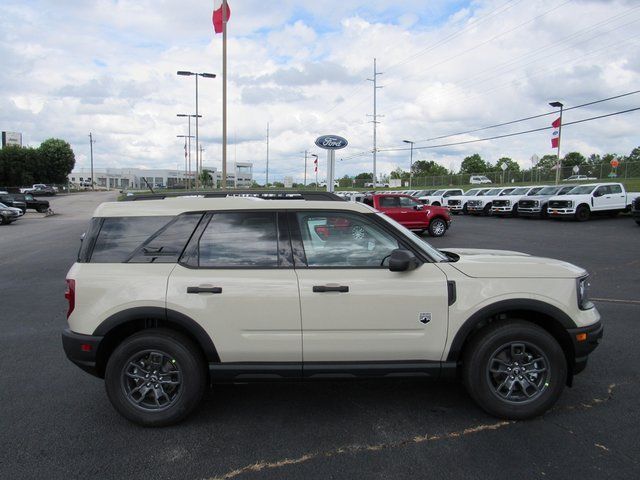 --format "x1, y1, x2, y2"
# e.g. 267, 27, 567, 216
62, 191, 602, 426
